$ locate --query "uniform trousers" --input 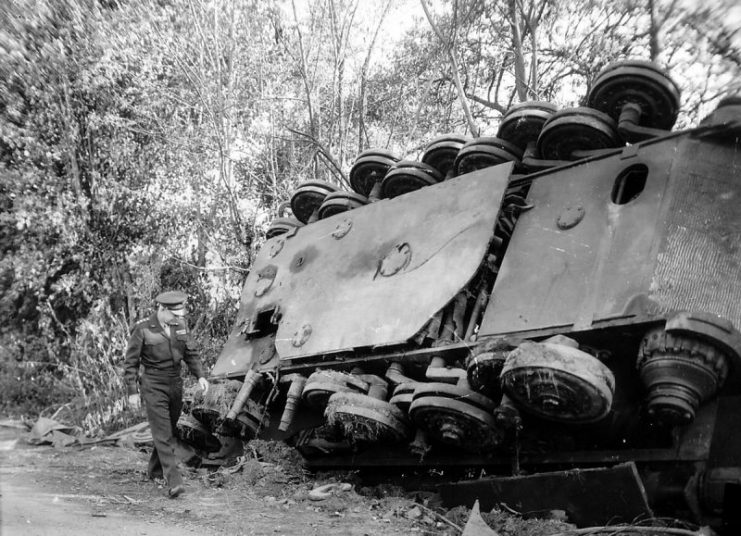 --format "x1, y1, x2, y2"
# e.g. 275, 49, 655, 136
140, 369, 183, 488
